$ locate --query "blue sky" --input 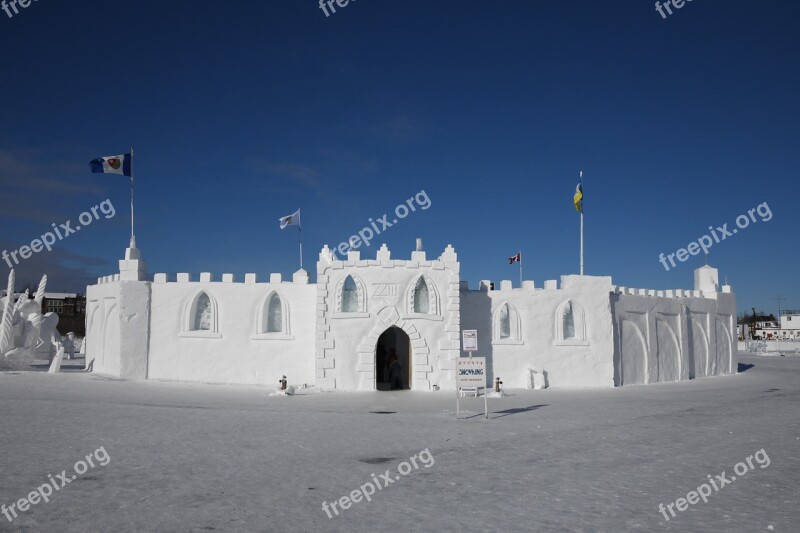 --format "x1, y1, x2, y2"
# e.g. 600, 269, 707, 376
0, 0, 797, 317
